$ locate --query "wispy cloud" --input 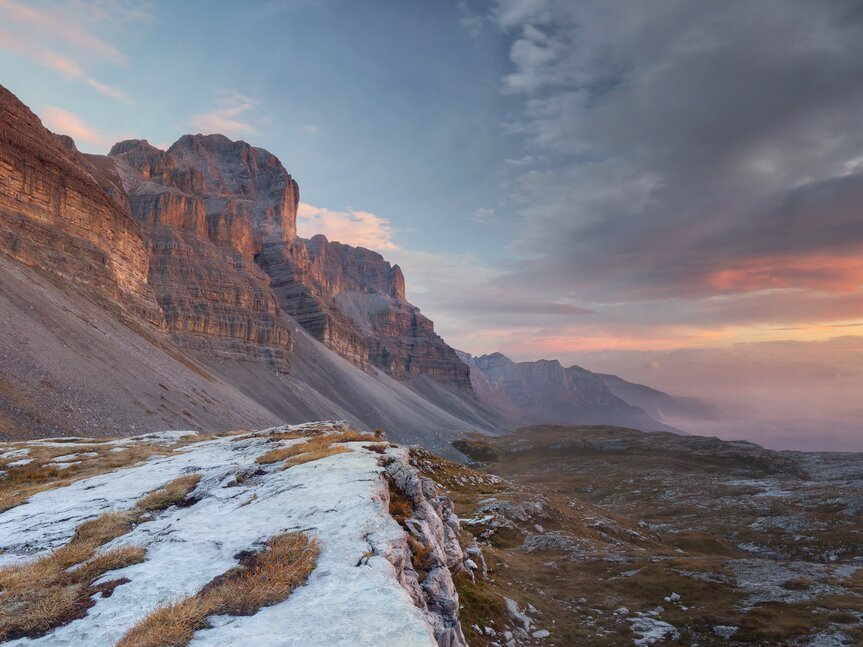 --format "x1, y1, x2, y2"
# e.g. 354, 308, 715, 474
0, 0, 134, 103
190, 92, 261, 138
471, 207, 495, 224
297, 202, 398, 252
40, 105, 113, 149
